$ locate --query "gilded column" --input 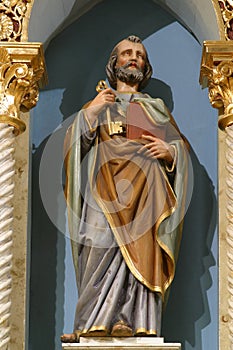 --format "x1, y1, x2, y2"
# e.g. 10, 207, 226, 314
200, 40, 233, 349
0, 1, 46, 349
